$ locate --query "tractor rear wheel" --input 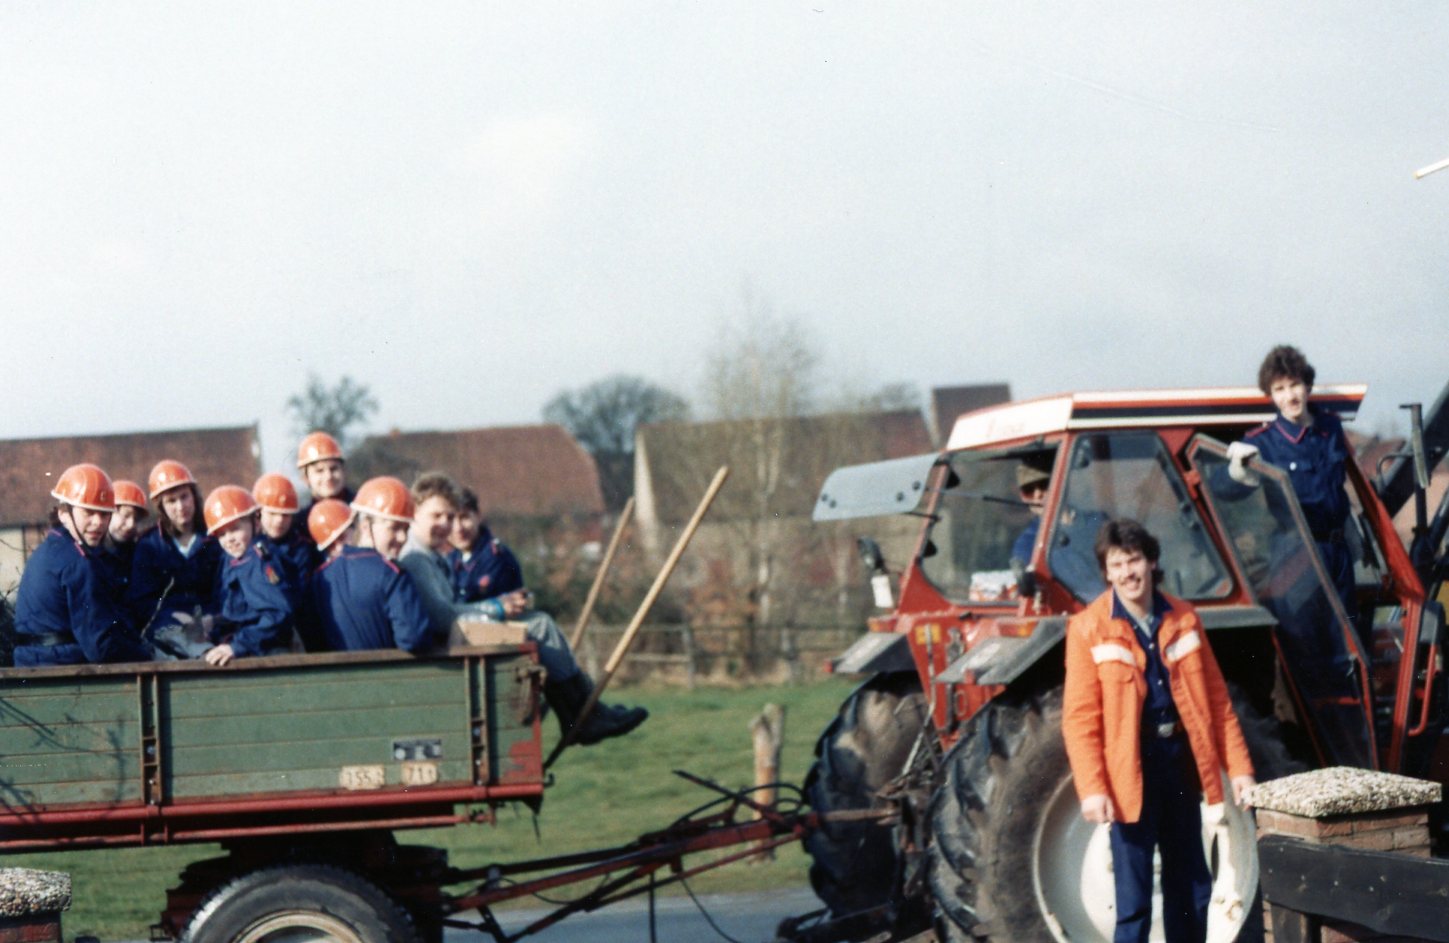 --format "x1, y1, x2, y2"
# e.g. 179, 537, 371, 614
803, 672, 928, 917
927, 686, 1291, 943
182, 863, 420, 943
